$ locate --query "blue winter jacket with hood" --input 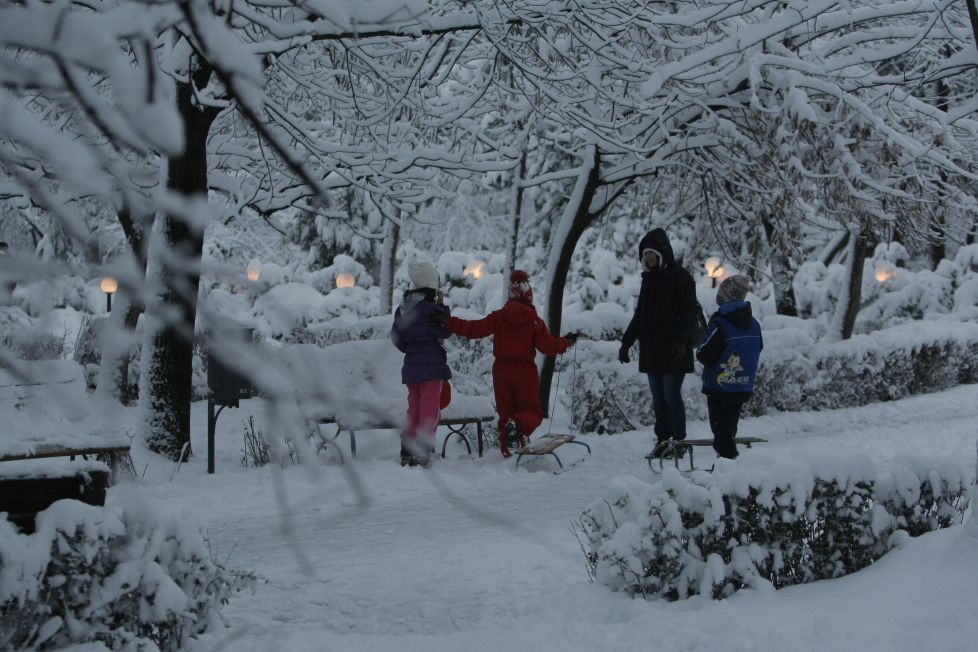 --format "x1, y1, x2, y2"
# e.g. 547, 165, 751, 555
696, 300, 762, 394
